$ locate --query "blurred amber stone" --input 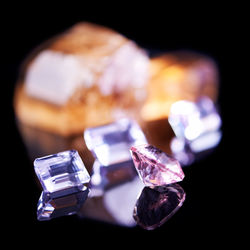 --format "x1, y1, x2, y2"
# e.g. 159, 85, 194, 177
14, 22, 149, 137
141, 51, 219, 121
